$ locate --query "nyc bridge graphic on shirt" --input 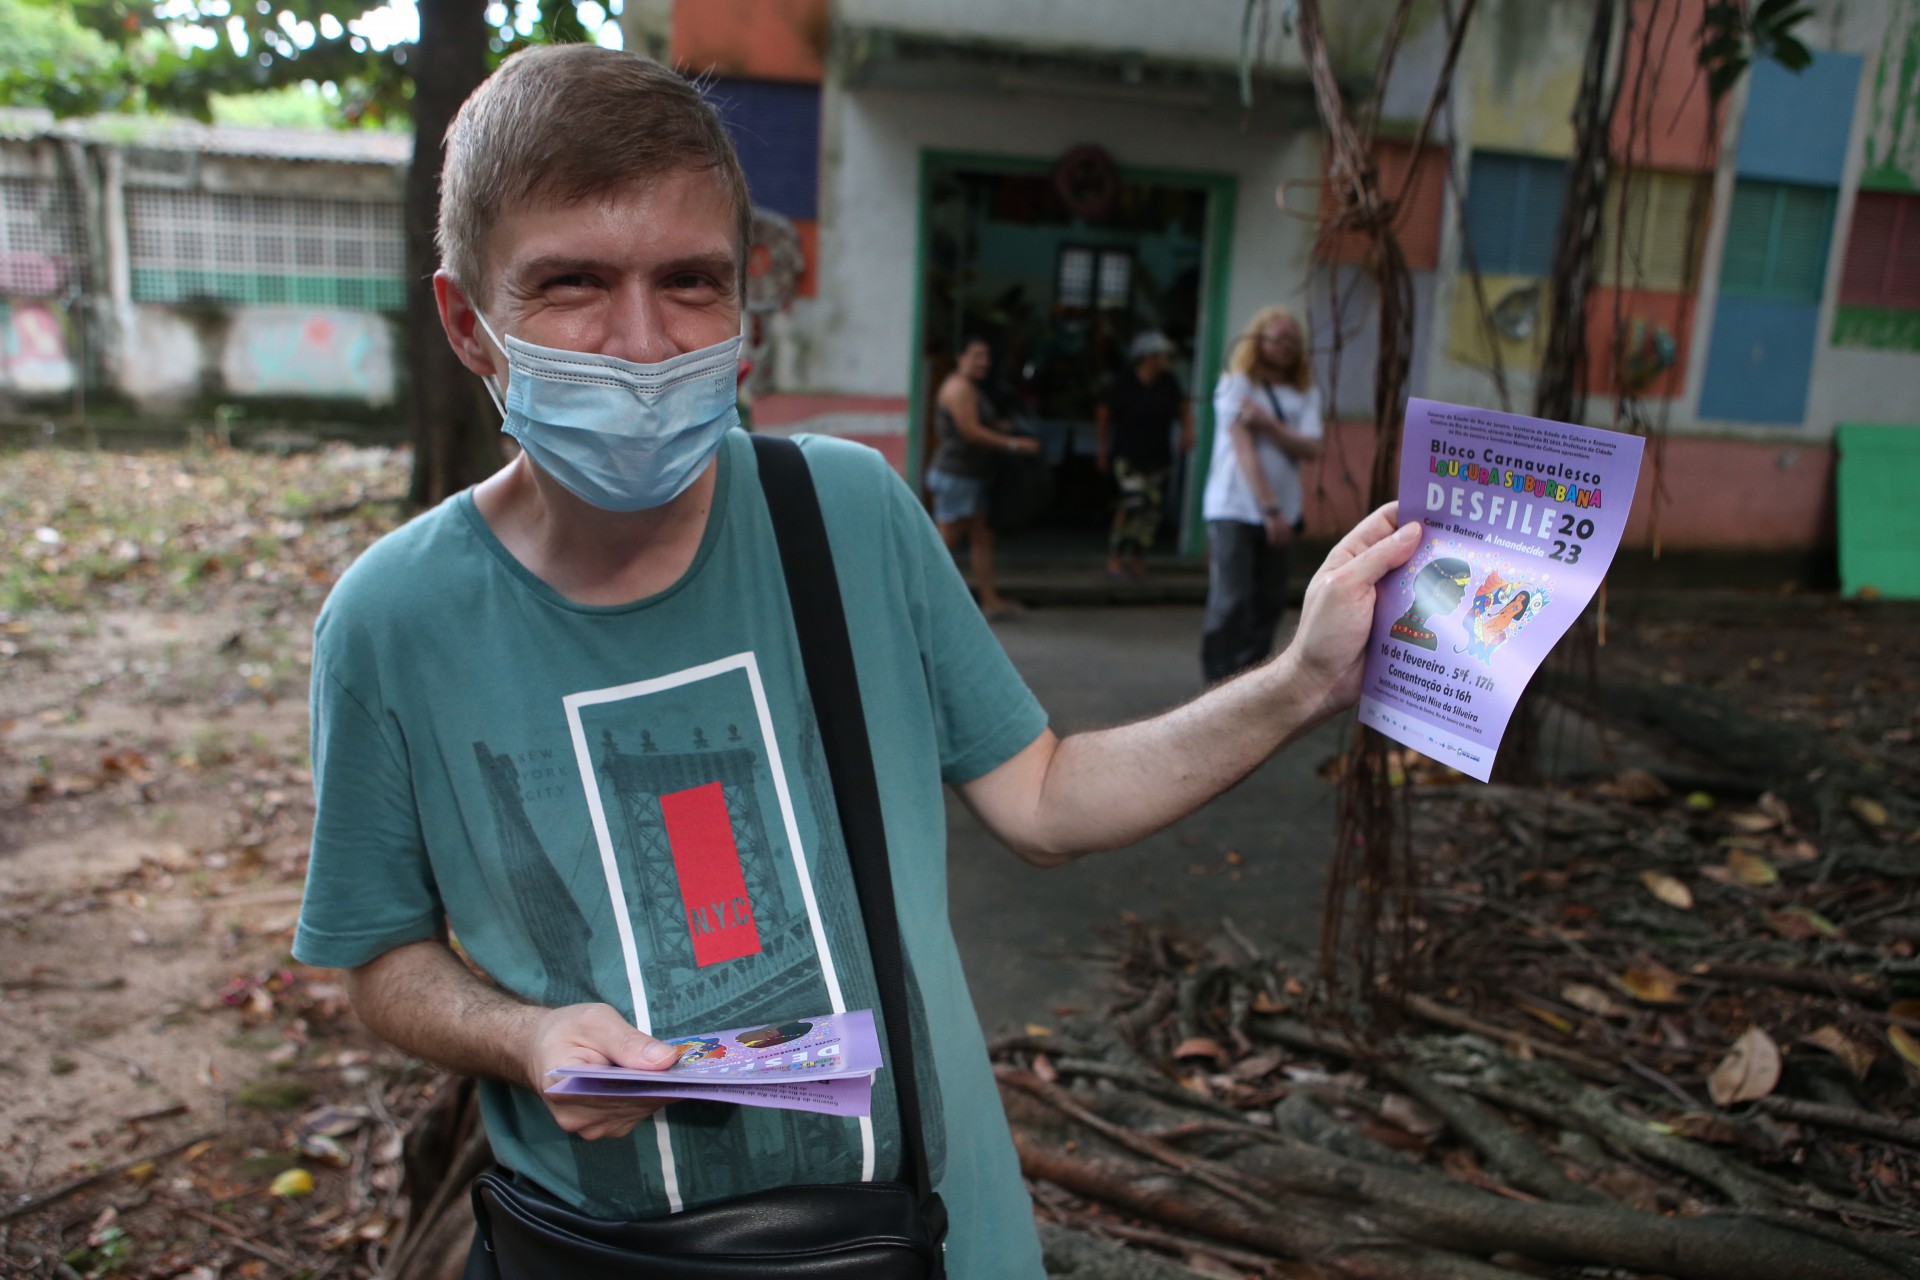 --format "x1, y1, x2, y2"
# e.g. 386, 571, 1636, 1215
472, 652, 943, 1213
